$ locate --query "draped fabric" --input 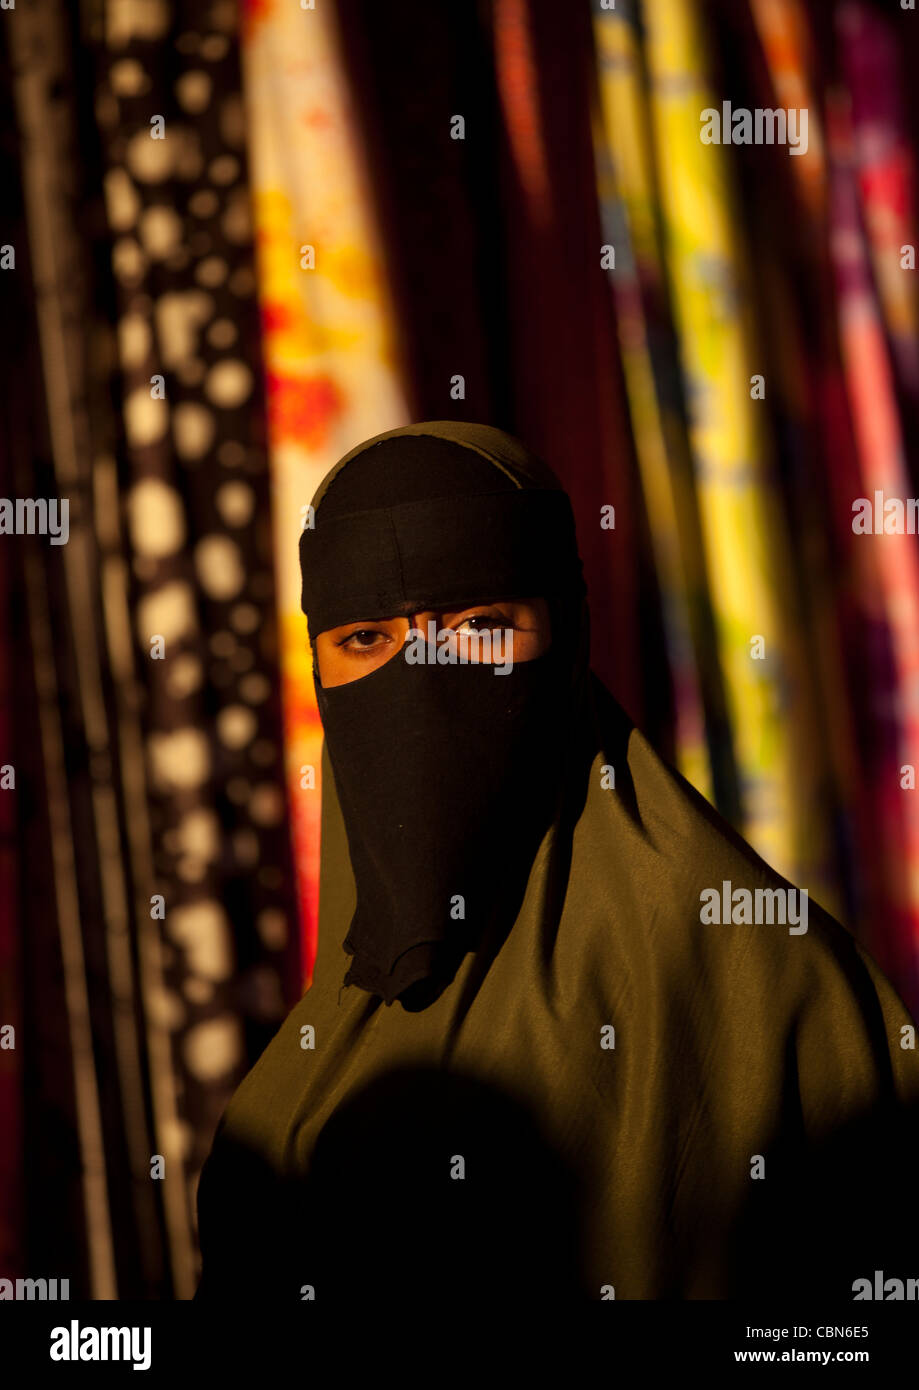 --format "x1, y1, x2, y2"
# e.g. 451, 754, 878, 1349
591, 3, 733, 810
585, 0, 919, 1003
1, 0, 297, 1297
488, 0, 650, 727
239, 0, 411, 980
3, 0, 919, 1299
